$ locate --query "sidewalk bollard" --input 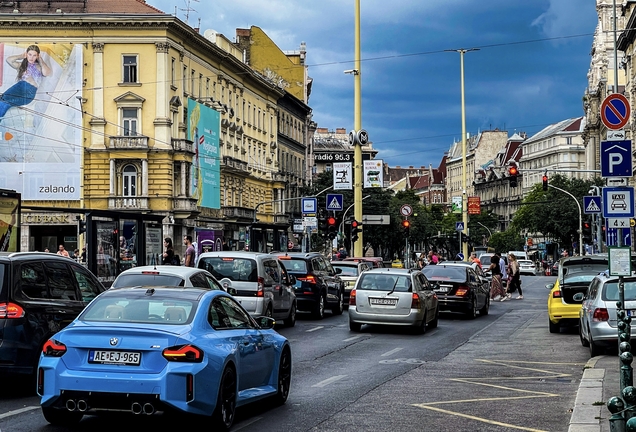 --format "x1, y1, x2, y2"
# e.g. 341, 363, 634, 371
608, 396, 626, 432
